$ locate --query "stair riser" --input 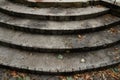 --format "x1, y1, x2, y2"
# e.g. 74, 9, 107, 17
0, 18, 120, 35
0, 40, 120, 53
100, 0, 120, 9
8, 0, 100, 8
111, 9, 120, 17
0, 61, 119, 75
0, 44, 120, 75
100, 1, 120, 17
0, 7, 109, 21
0, 20, 120, 35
